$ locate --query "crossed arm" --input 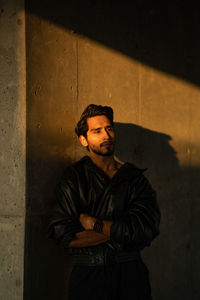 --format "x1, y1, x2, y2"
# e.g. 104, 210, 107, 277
67, 214, 112, 248
49, 173, 160, 250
